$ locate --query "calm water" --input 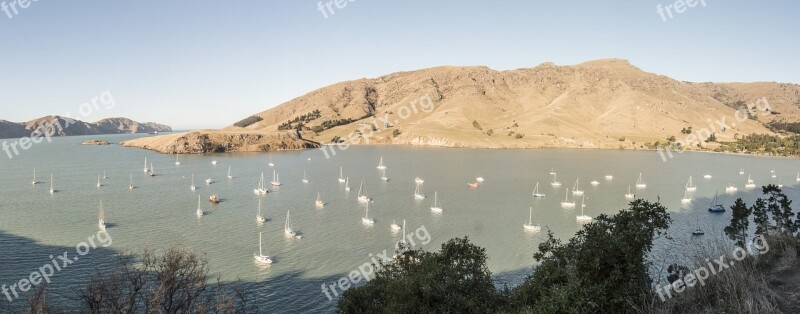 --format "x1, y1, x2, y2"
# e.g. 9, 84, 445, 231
0, 134, 798, 312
